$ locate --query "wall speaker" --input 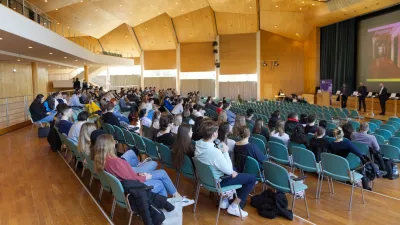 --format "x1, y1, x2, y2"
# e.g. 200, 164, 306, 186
215, 62, 220, 68
213, 49, 218, 54
212, 41, 218, 46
